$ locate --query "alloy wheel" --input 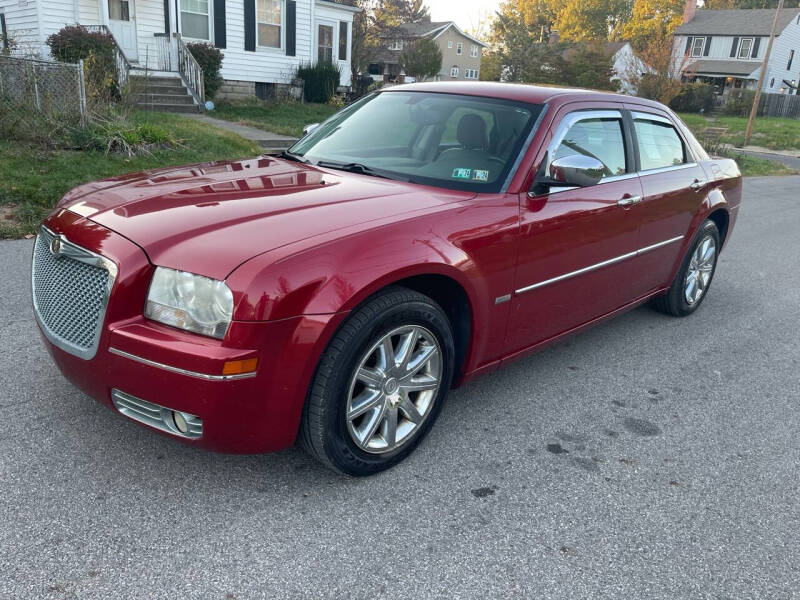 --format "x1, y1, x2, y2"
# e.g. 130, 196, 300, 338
684, 235, 716, 305
345, 325, 442, 454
